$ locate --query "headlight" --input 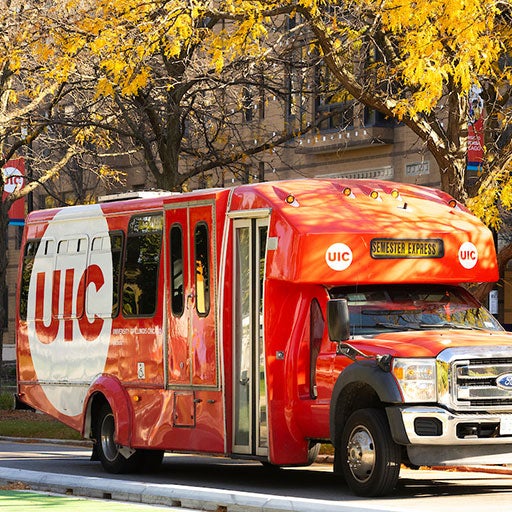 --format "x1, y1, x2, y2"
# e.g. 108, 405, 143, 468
392, 358, 437, 402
